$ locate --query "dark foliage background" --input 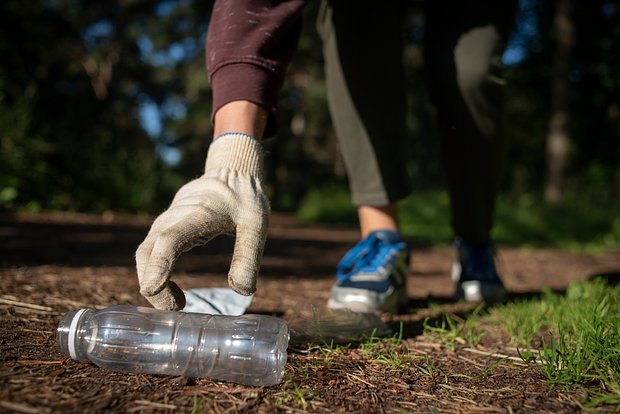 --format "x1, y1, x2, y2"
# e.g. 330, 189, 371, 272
1, 0, 619, 215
